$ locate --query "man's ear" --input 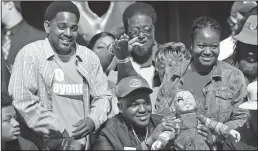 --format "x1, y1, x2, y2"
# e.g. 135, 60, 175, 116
152, 25, 156, 38
44, 20, 51, 34
117, 102, 123, 113
7, 1, 14, 10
